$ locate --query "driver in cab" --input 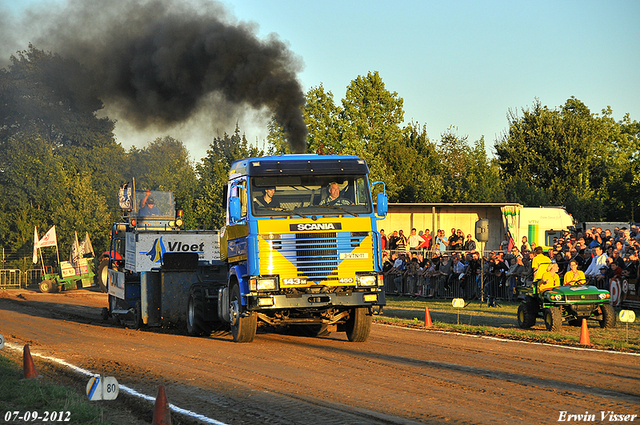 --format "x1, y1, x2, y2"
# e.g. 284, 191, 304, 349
319, 182, 352, 206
